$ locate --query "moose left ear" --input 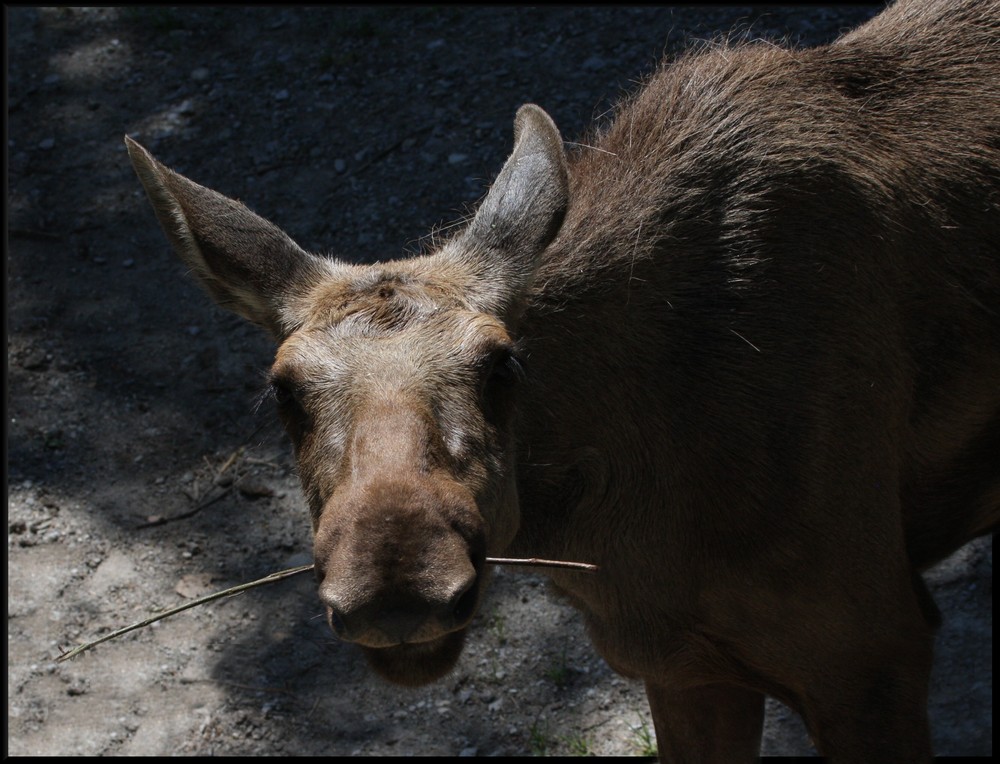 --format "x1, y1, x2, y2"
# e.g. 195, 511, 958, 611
125, 136, 334, 338
449, 104, 569, 316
